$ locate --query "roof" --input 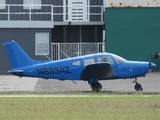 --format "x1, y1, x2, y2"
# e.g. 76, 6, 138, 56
105, 0, 160, 8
